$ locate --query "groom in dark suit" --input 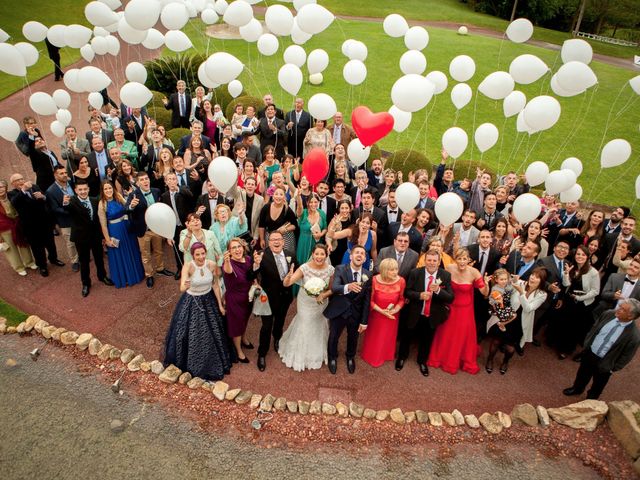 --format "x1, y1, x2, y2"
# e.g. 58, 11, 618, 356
324, 245, 372, 374
253, 231, 298, 372
398, 249, 454, 377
